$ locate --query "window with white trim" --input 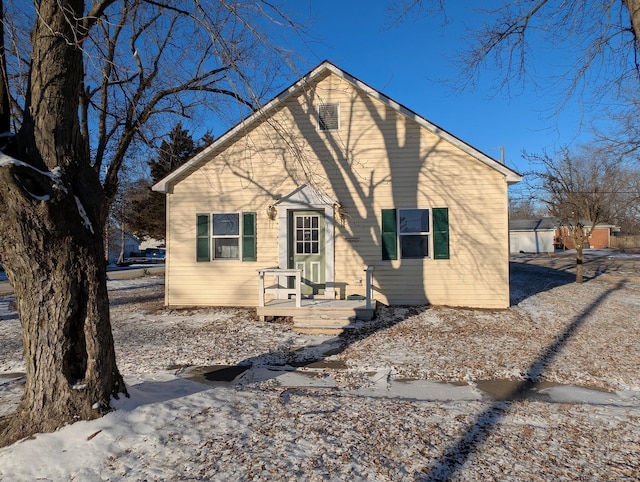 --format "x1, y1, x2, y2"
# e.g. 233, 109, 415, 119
196, 212, 256, 262
381, 207, 449, 261
318, 103, 339, 131
399, 208, 430, 259
212, 213, 240, 259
